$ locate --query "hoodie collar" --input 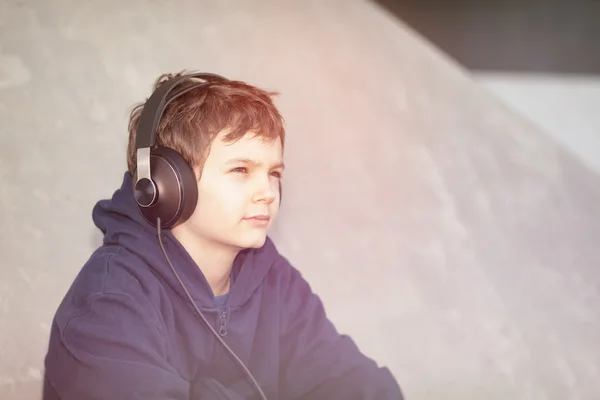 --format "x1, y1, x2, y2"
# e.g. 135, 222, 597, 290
92, 172, 278, 309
